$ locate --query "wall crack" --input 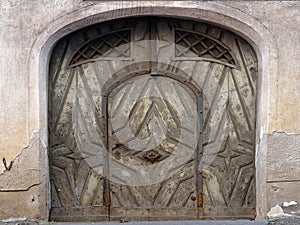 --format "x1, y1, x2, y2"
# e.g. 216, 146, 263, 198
0, 130, 45, 191
0, 182, 41, 192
